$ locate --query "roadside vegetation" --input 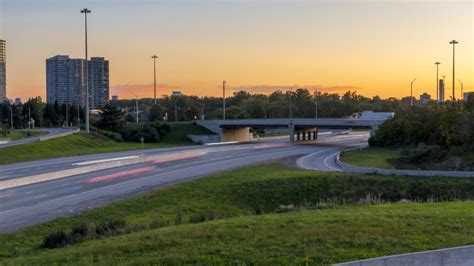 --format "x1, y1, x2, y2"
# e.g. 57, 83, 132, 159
1, 163, 473, 264
0, 124, 211, 164
366, 98, 474, 171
